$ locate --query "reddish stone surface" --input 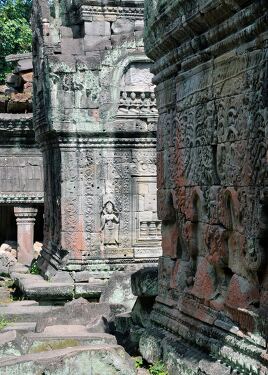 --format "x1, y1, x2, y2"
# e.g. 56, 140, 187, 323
225, 274, 260, 310
191, 257, 217, 301
14, 206, 38, 266
142, 0, 268, 369
161, 222, 179, 258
